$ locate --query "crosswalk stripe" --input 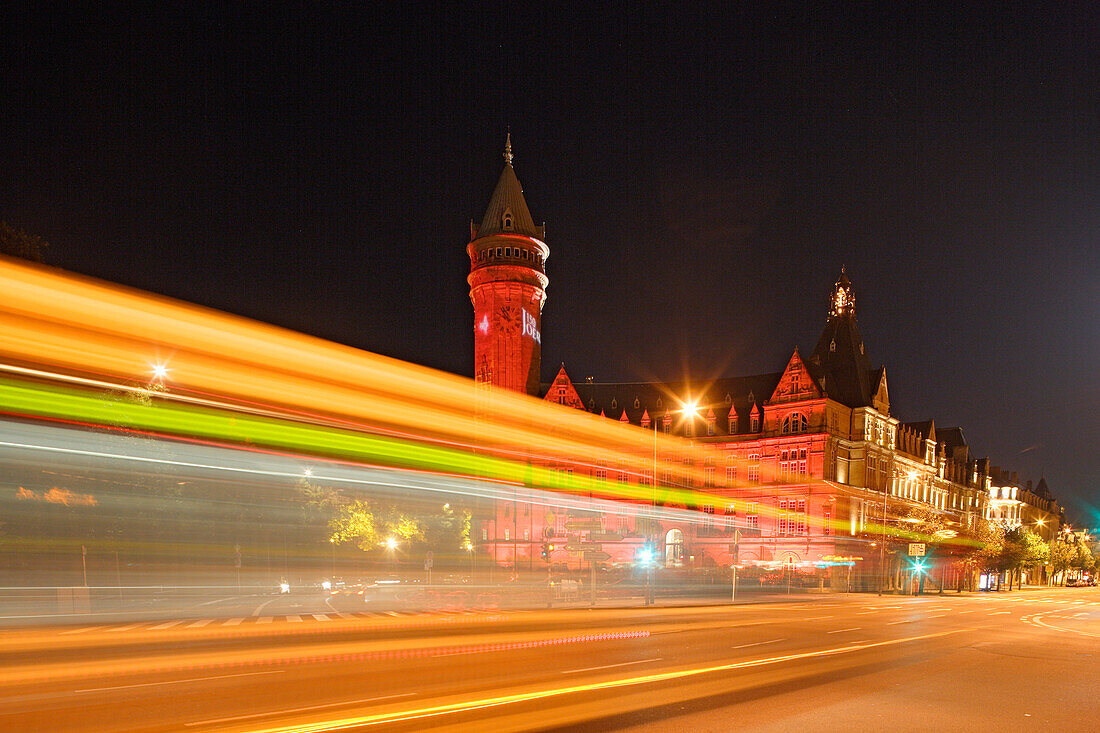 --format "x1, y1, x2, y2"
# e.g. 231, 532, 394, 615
223, 617, 245, 626
149, 619, 184, 630
107, 623, 143, 632
187, 619, 214, 628
286, 615, 303, 623
312, 614, 331, 622
257, 616, 273, 624
335, 612, 356, 619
